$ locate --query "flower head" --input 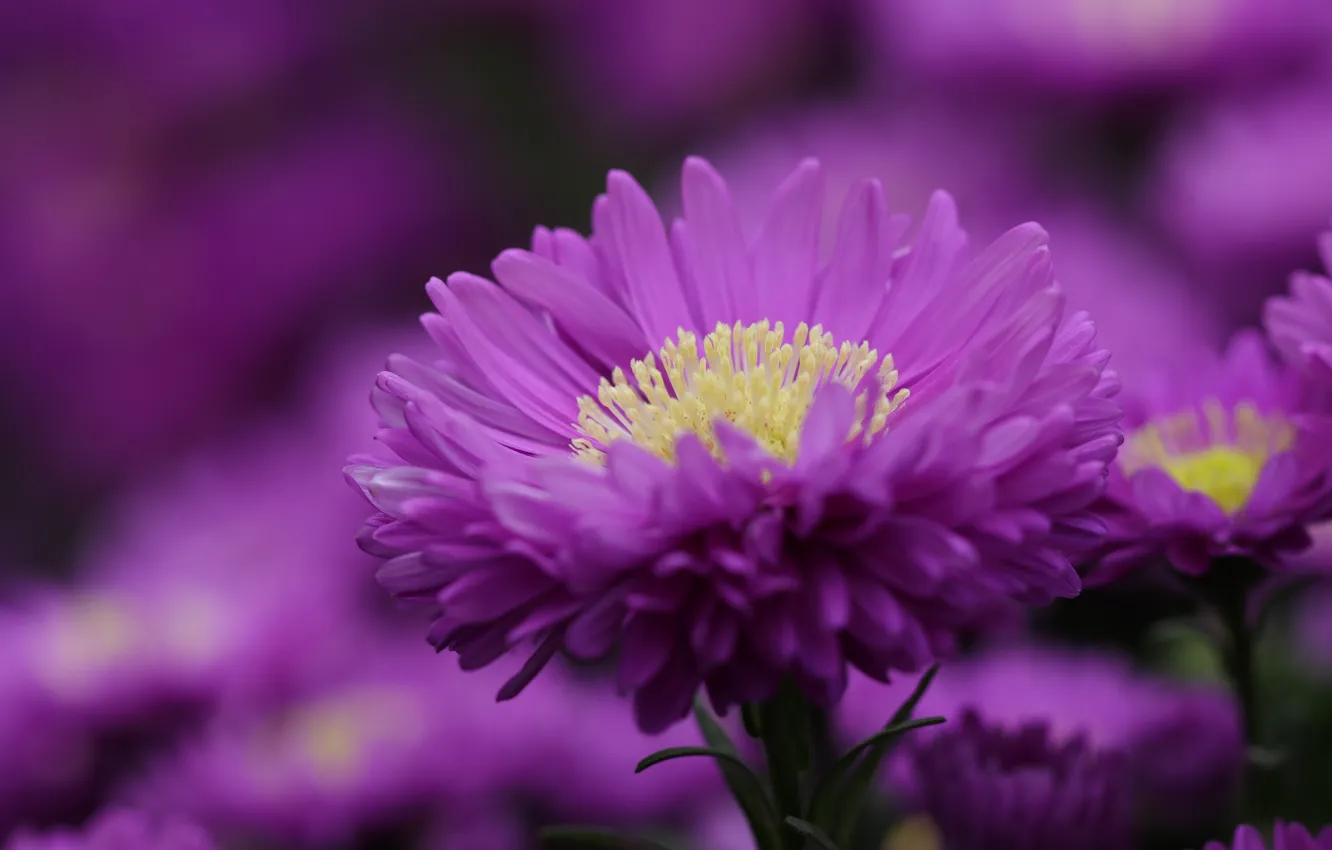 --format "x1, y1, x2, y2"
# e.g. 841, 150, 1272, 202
1153, 72, 1332, 301
349, 157, 1120, 732
865, 0, 1332, 95
4, 809, 217, 850
839, 647, 1241, 829
127, 638, 717, 844
1265, 228, 1332, 395
1204, 822, 1332, 850
904, 711, 1133, 850
1092, 330, 1332, 578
